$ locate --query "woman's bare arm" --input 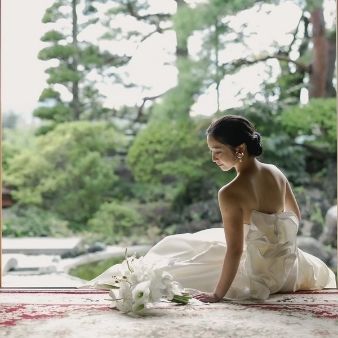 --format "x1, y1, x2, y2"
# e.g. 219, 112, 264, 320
194, 188, 243, 302
213, 188, 244, 299
285, 179, 301, 222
